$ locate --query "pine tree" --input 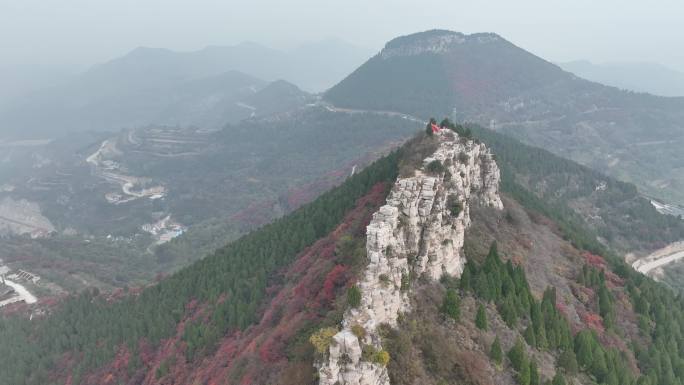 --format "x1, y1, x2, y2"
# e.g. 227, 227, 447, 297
441, 289, 461, 321
485, 241, 499, 269
524, 325, 536, 347
425, 118, 436, 136
475, 274, 493, 301
590, 347, 608, 382
557, 349, 578, 375
574, 330, 595, 368
460, 265, 472, 291
347, 285, 362, 308
508, 338, 526, 371
476, 304, 488, 330
529, 360, 540, 385
535, 324, 548, 349
500, 296, 518, 327
517, 356, 531, 385
598, 284, 614, 328
490, 336, 503, 366
551, 372, 566, 385
605, 370, 619, 385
